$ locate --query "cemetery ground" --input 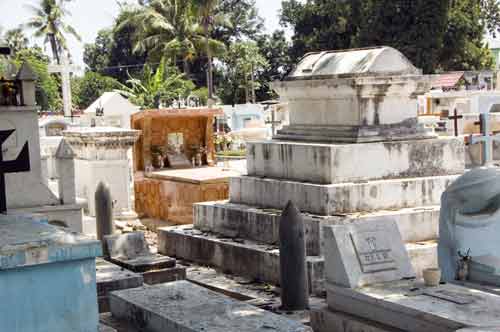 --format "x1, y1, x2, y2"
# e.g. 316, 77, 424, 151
8, 0, 500, 330
9, 44, 500, 331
